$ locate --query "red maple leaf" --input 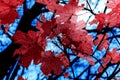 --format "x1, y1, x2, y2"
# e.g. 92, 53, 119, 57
36, 19, 58, 39
89, 13, 109, 31
55, 20, 93, 55
63, 22, 93, 55
90, 3, 120, 29
106, 3, 120, 28
55, 1, 84, 23
56, 52, 70, 68
101, 48, 120, 66
12, 30, 44, 67
76, 35, 93, 55
94, 34, 109, 51
99, 48, 120, 75
40, 51, 64, 76
106, 48, 120, 63
13, 30, 39, 55
69, 28, 88, 42
58, 20, 86, 43
19, 45, 43, 68
0, 0, 24, 24
60, 35, 71, 47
